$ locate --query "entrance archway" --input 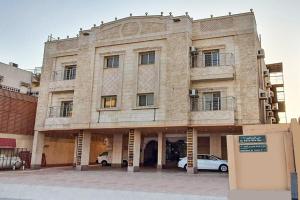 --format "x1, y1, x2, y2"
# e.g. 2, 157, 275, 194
143, 140, 158, 166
